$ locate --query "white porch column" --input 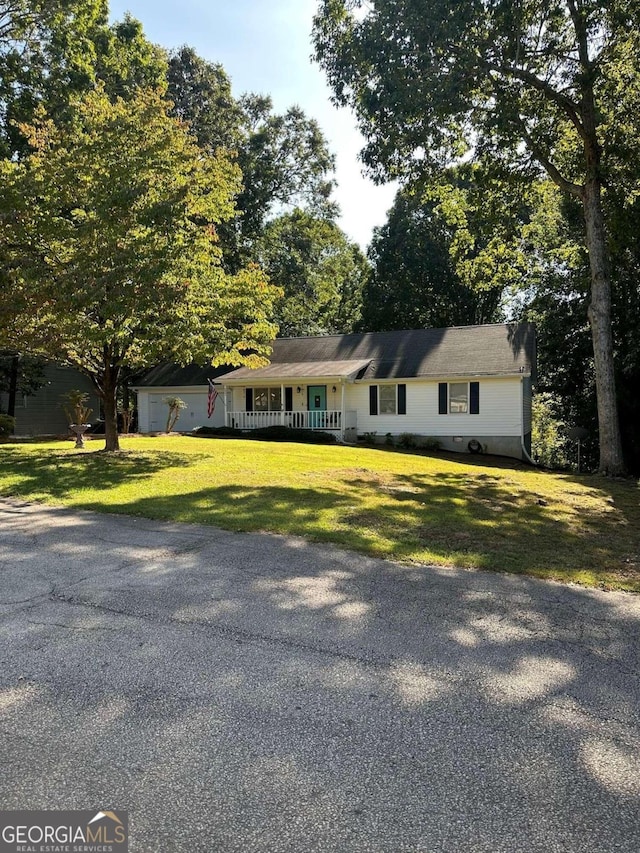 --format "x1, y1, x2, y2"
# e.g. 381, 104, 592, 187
341, 380, 346, 440
223, 384, 228, 427
281, 383, 285, 425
